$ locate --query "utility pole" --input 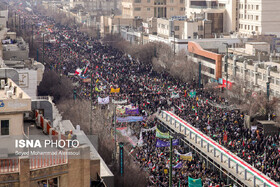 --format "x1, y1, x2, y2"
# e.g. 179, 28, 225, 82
31, 24, 34, 49
42, 34, 45, 65
223, 43, 229, 89
114, 105, 117, 162
90, 69, 93, 135
169, 136, 173, 187
267, 82, 270, 100
14, 12, 16, 31
171, 31, 175, 55
198, 61, 202, 88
